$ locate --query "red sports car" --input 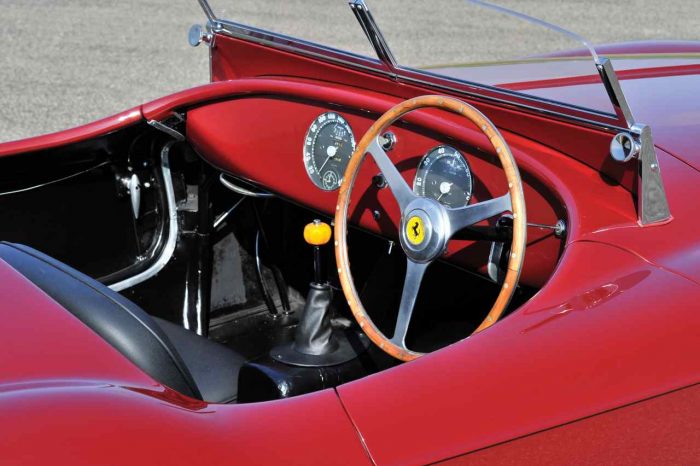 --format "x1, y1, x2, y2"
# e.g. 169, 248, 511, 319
1, 1, 698, 464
